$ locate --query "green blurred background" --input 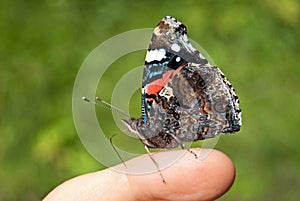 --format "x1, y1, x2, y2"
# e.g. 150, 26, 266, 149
1, 0, 299, 200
